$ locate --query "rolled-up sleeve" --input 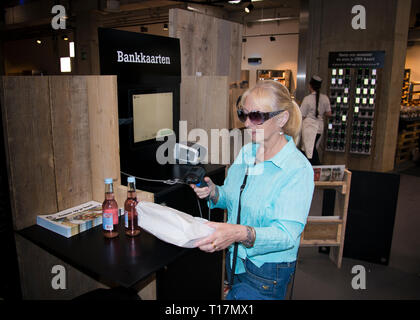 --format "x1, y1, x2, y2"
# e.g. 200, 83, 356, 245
245, 165, 314, 257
